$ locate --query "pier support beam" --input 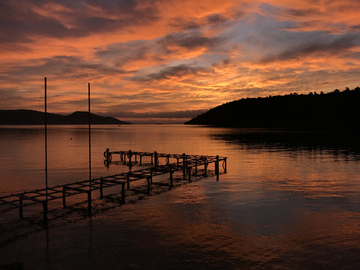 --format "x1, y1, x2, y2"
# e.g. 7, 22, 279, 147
182, 153, 186, 178
42, 201, 48, 228
204, 159, 208, 177
19, 196, 23, 219
121, 183, 125, 204
154, 151, 158, 168
128, 150, 132, 168
169, 167, 173, 187
147, 177, 151, 195
105, 148, 111, 167
100, 177, 103, 199
216, 155, 219, 181
87, 191, 92, 217
62, 187, 66, 208
195, 159, 198, 175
